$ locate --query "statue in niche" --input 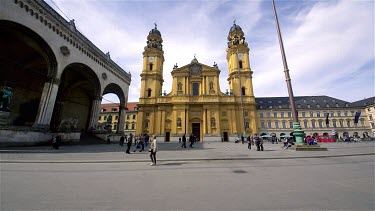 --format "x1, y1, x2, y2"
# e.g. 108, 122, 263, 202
211, 118, 216, 127
178, 82, 182, 91
0, 86, 13, 112
209, 82, 214, 90
177, 119, 181, 127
